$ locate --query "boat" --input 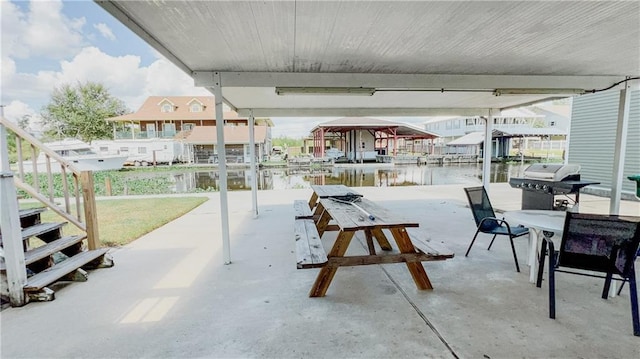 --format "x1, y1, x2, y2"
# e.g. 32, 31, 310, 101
325, 148, 345, 159
22, 139, 128, 173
